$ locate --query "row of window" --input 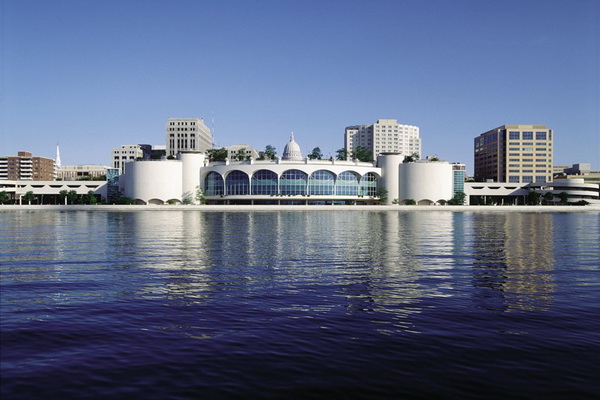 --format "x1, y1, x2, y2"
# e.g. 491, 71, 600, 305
508, 176, 547, 183
204, 170, 379, 197
508, 131, 549, 140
